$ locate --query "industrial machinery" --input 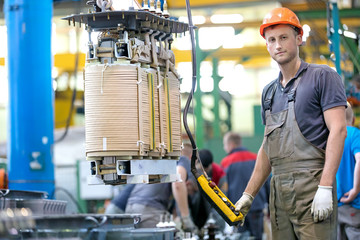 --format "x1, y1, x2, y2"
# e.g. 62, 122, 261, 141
63, 0, 187, 185
63, 0, 243, 227
0, 189, 66, 215
0, 207, 174, 239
